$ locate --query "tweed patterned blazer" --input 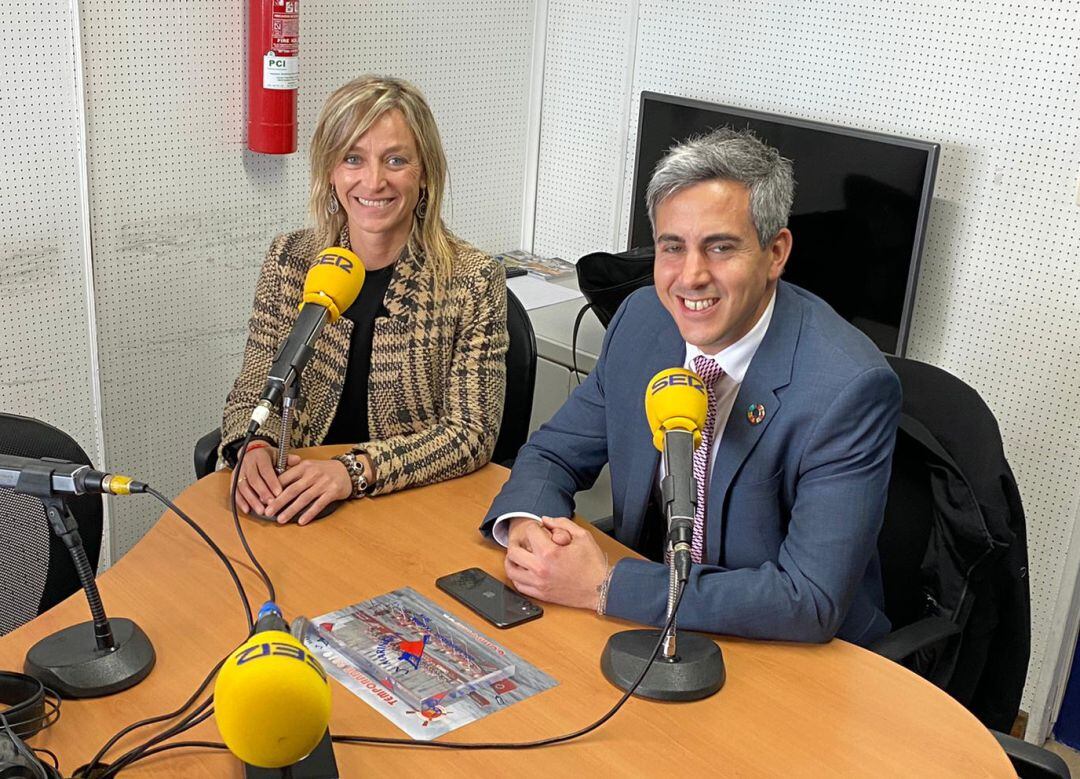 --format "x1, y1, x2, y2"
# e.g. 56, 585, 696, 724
220, 228, 508, 496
